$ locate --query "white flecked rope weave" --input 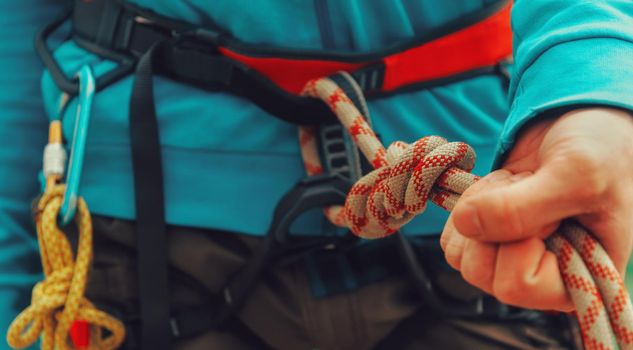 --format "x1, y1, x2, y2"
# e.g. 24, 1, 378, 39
299, 73, 633, 350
